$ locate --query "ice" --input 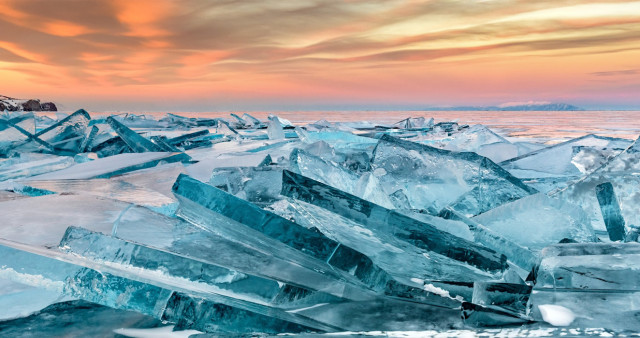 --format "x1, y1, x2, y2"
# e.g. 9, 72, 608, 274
172, 174, 393, 292
0, 153, 75, 181
35, 109, 91, 153
107, 116, 164, 153
269, 198, 497, 285
372, 134, 536, 216
2, 110, 640, 334
471, 282, 531, 316
0, 300, 163, 337
501, 134, 632, 192
528, 242, 640, 331
472, 193, 596, 251
289, 148, 394, 208
19, 179, 178, 215
60, 226, 343, 312
281, 170, 508, 273
267, 115, 286, 140
28, 152, 191, 180
595, 182, 626, 241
